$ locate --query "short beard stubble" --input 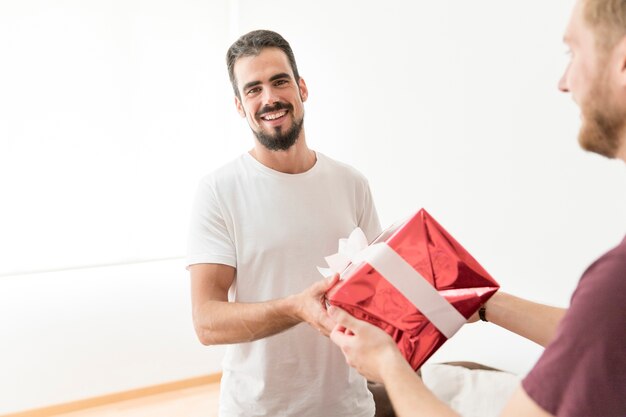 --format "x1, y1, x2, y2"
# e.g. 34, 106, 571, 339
579, 65, 625, 158
252, 102, 304, 151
